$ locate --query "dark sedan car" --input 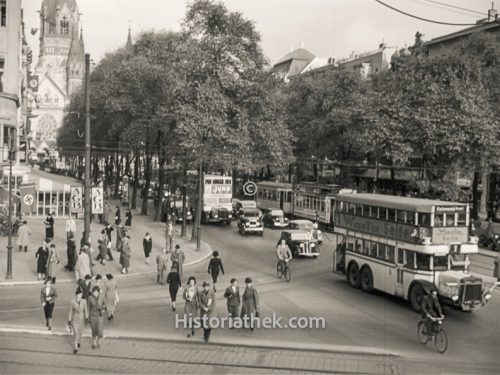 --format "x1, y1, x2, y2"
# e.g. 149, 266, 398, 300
278, 230, 319, 258
262, 208, 289, 228
238, 208, 263, 236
